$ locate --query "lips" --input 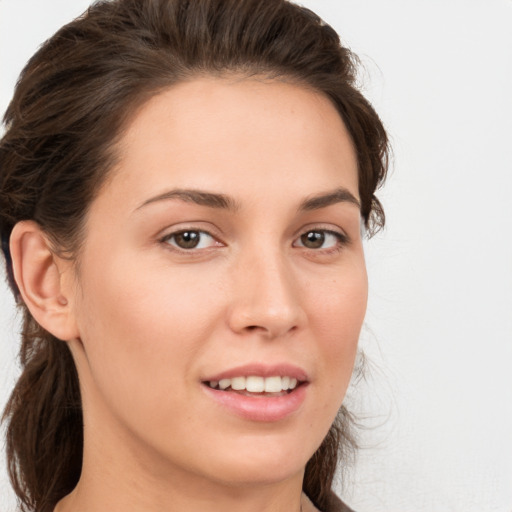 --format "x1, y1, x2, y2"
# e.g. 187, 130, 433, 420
201, 363, 309, 422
